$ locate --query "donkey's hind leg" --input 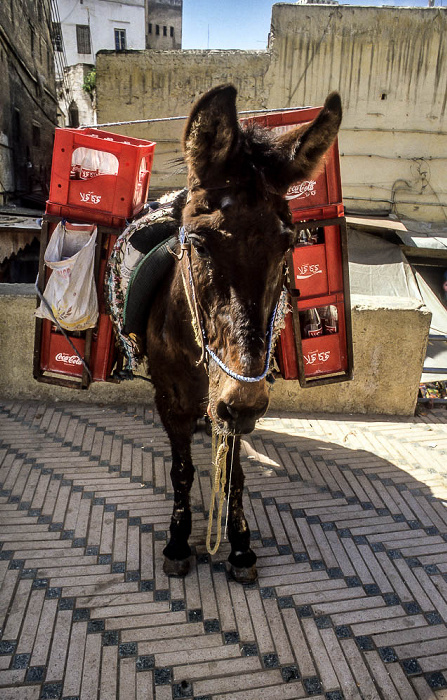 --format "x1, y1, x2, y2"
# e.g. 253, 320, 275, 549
226, 436, 257, 584
162, 420, 196, 577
